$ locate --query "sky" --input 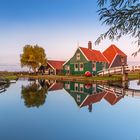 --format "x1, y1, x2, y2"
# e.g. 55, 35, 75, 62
0, 0, 139, 68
